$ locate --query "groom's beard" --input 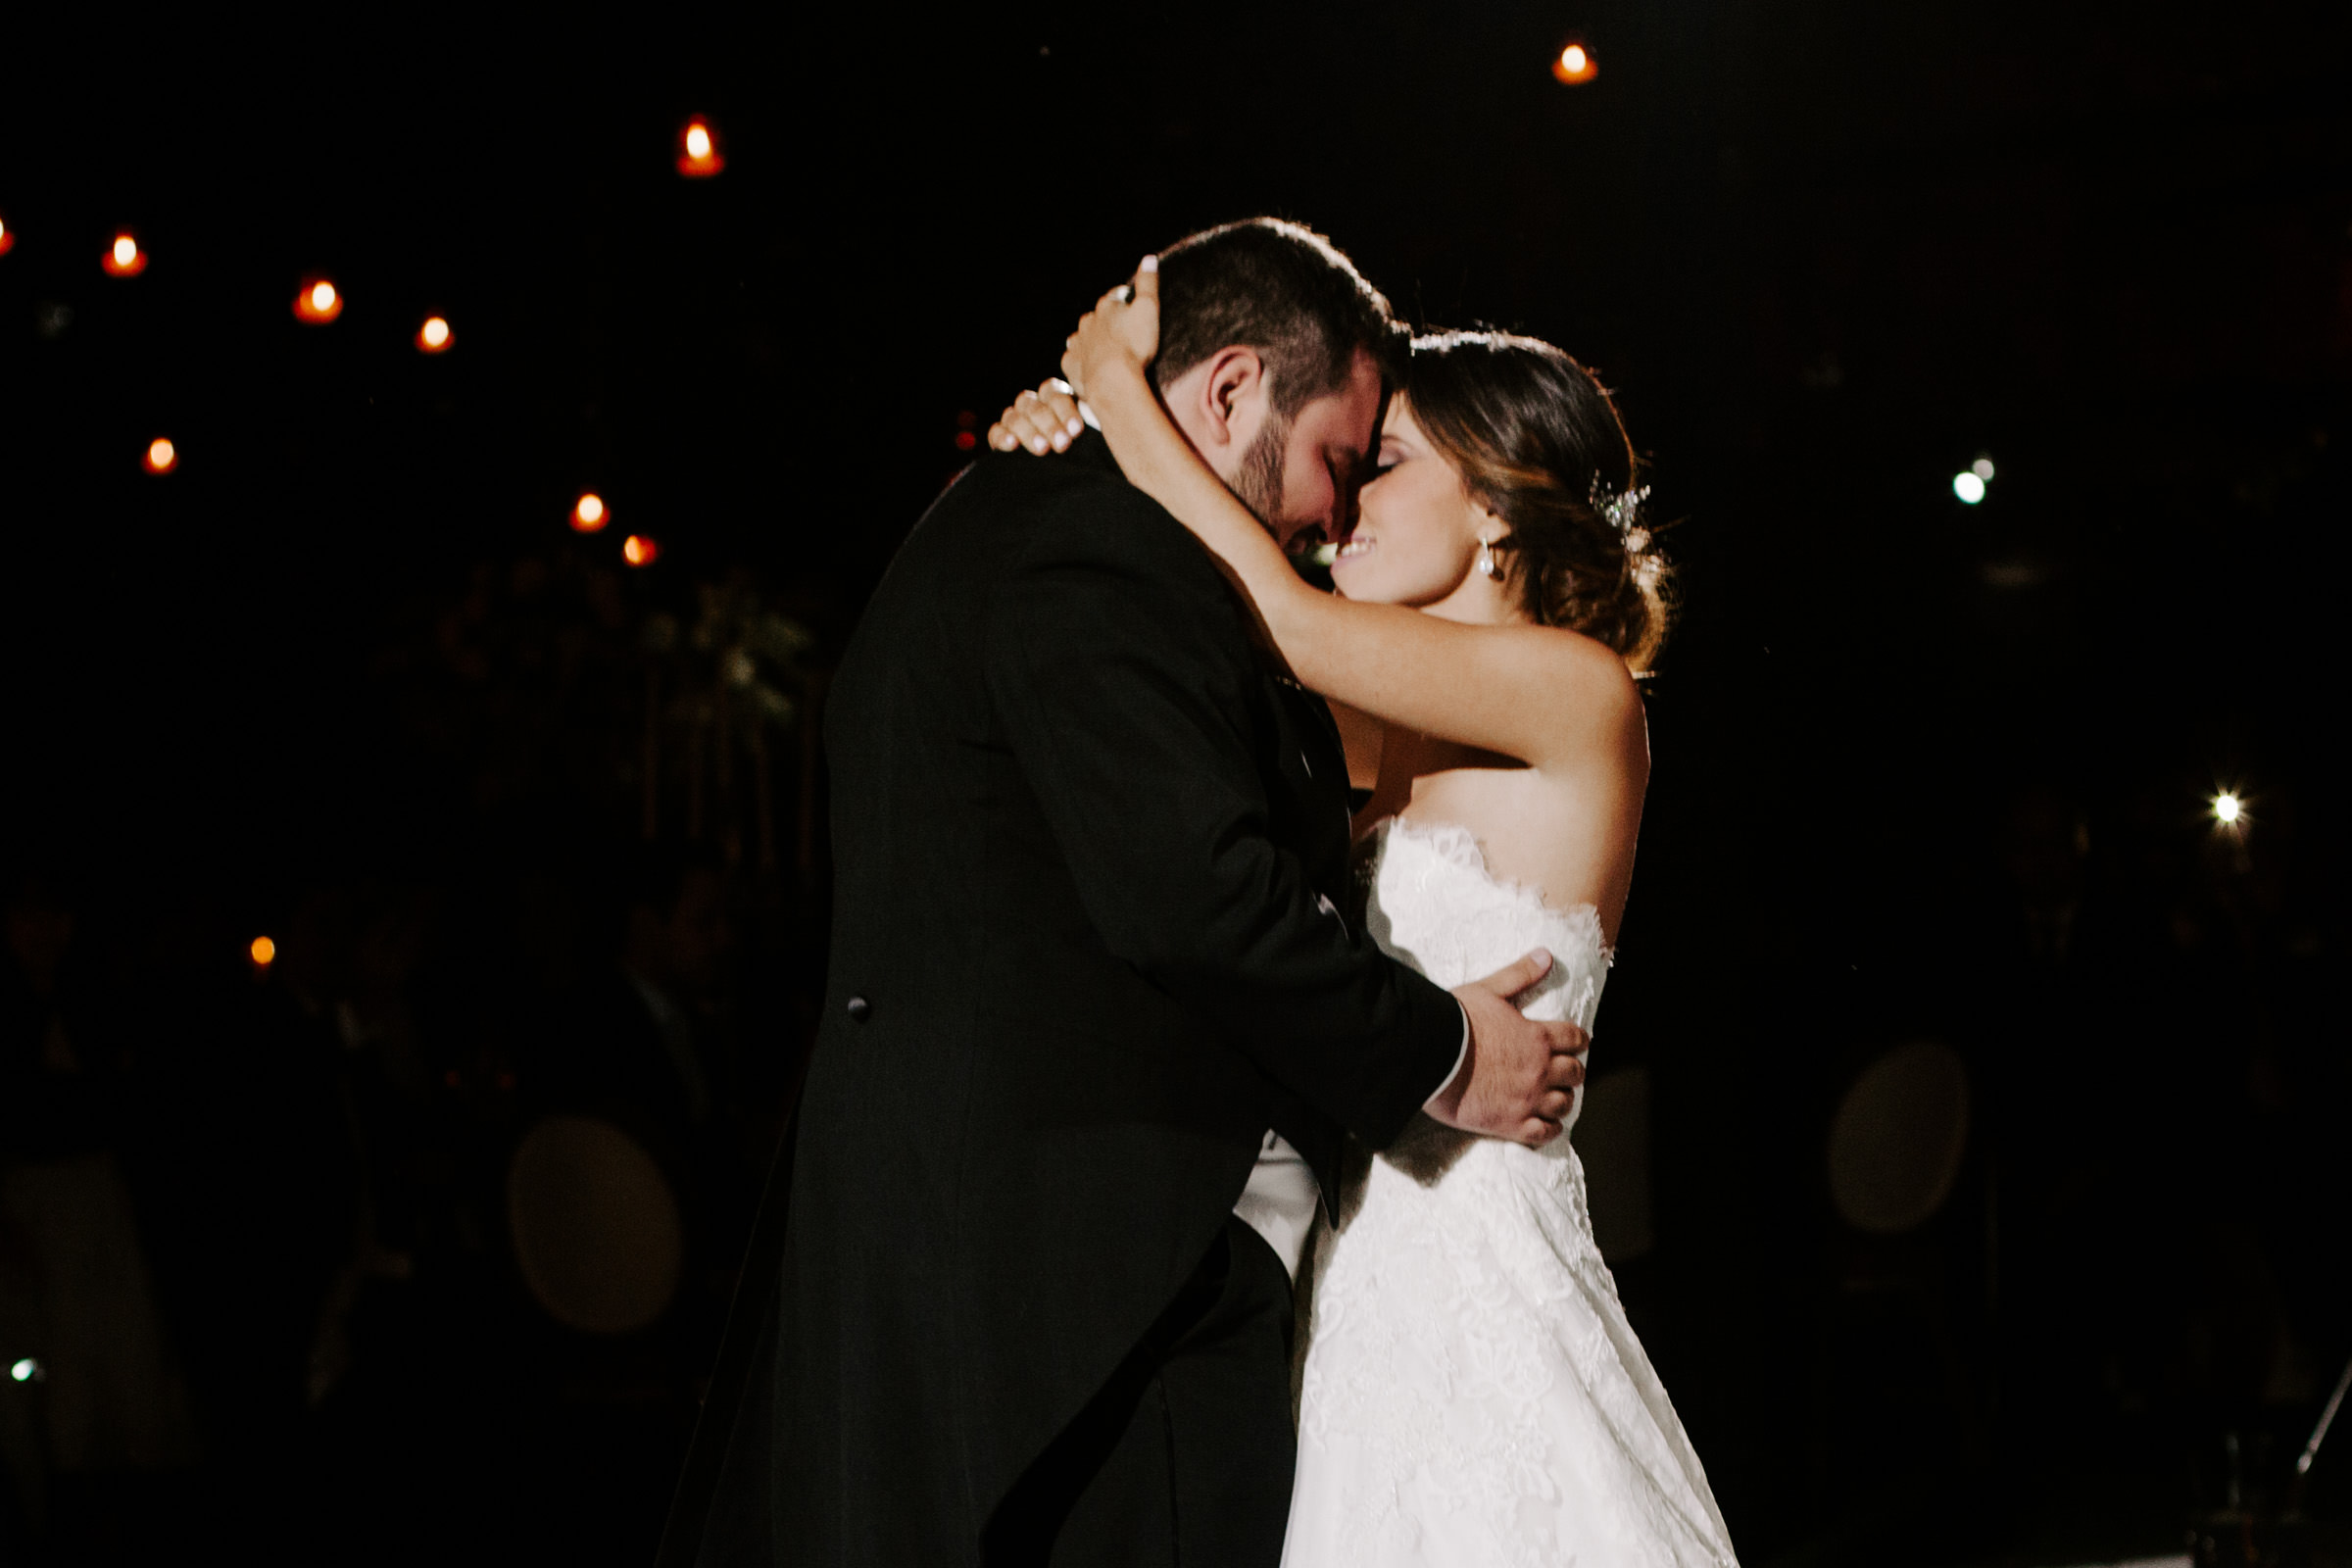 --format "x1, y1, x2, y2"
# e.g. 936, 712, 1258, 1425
1231, 411, 1292, 541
